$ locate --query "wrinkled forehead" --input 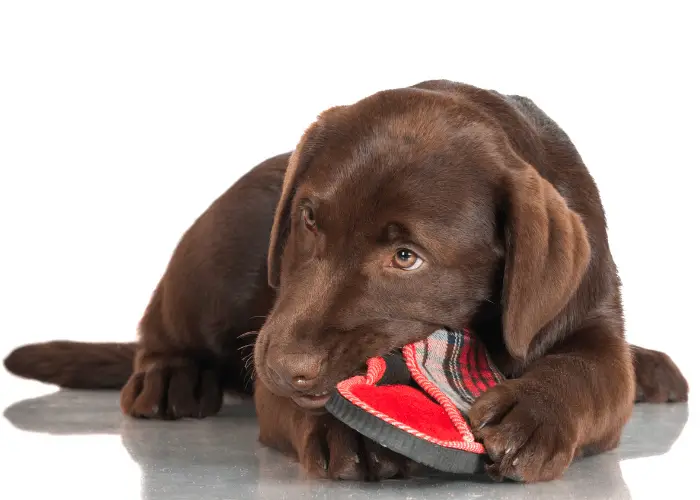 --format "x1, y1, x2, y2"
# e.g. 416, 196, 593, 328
297, 92, 502, 230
